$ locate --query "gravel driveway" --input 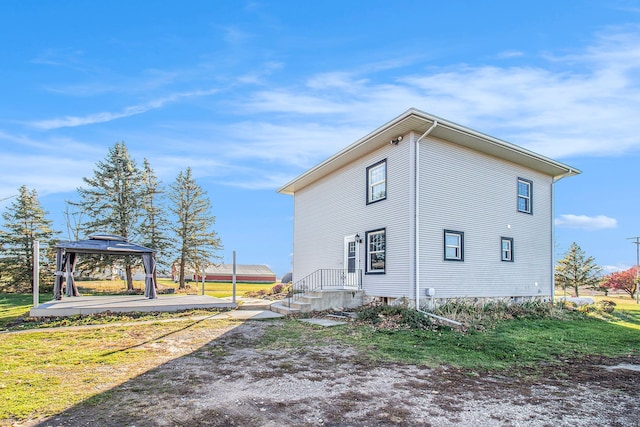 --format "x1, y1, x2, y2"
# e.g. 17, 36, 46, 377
32, 319, 640, 427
